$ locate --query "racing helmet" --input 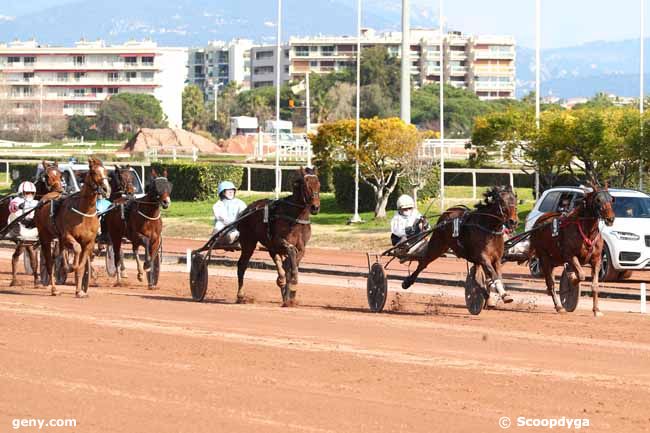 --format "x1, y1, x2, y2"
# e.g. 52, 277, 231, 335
396, 194, 415, 210
218, 180, 237, 196
18, 181, 36, 195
